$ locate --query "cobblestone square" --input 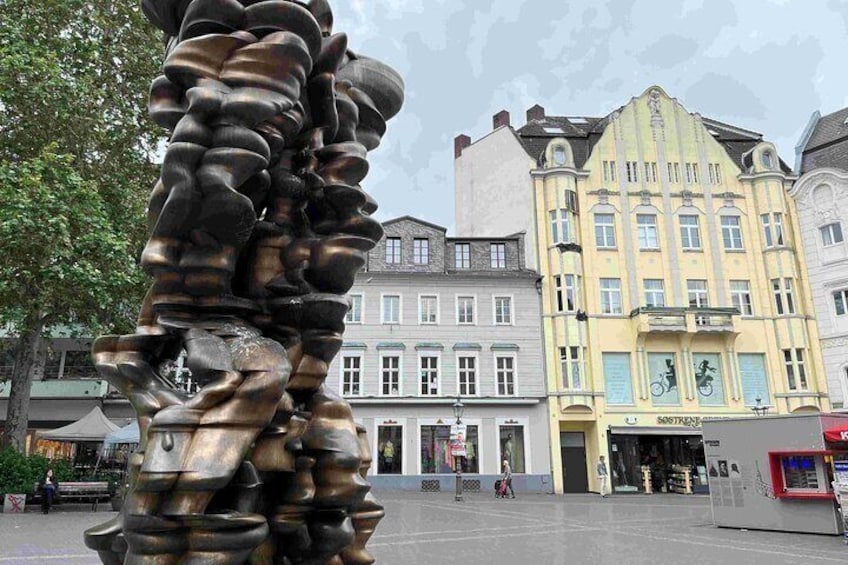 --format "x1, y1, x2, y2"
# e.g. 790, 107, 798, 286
1, 493, 846, 565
